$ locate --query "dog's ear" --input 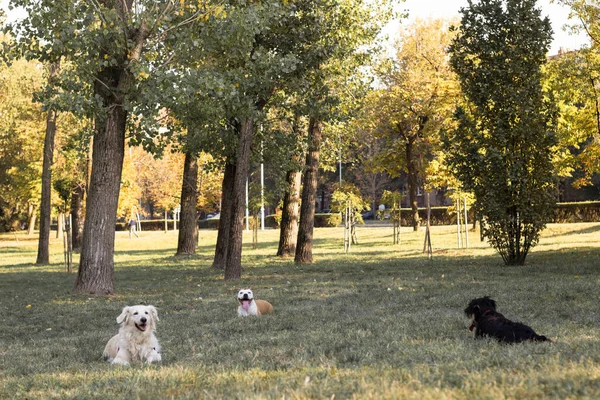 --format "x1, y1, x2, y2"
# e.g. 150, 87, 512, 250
116, 307, 130, 324
148, 305, 159, 322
